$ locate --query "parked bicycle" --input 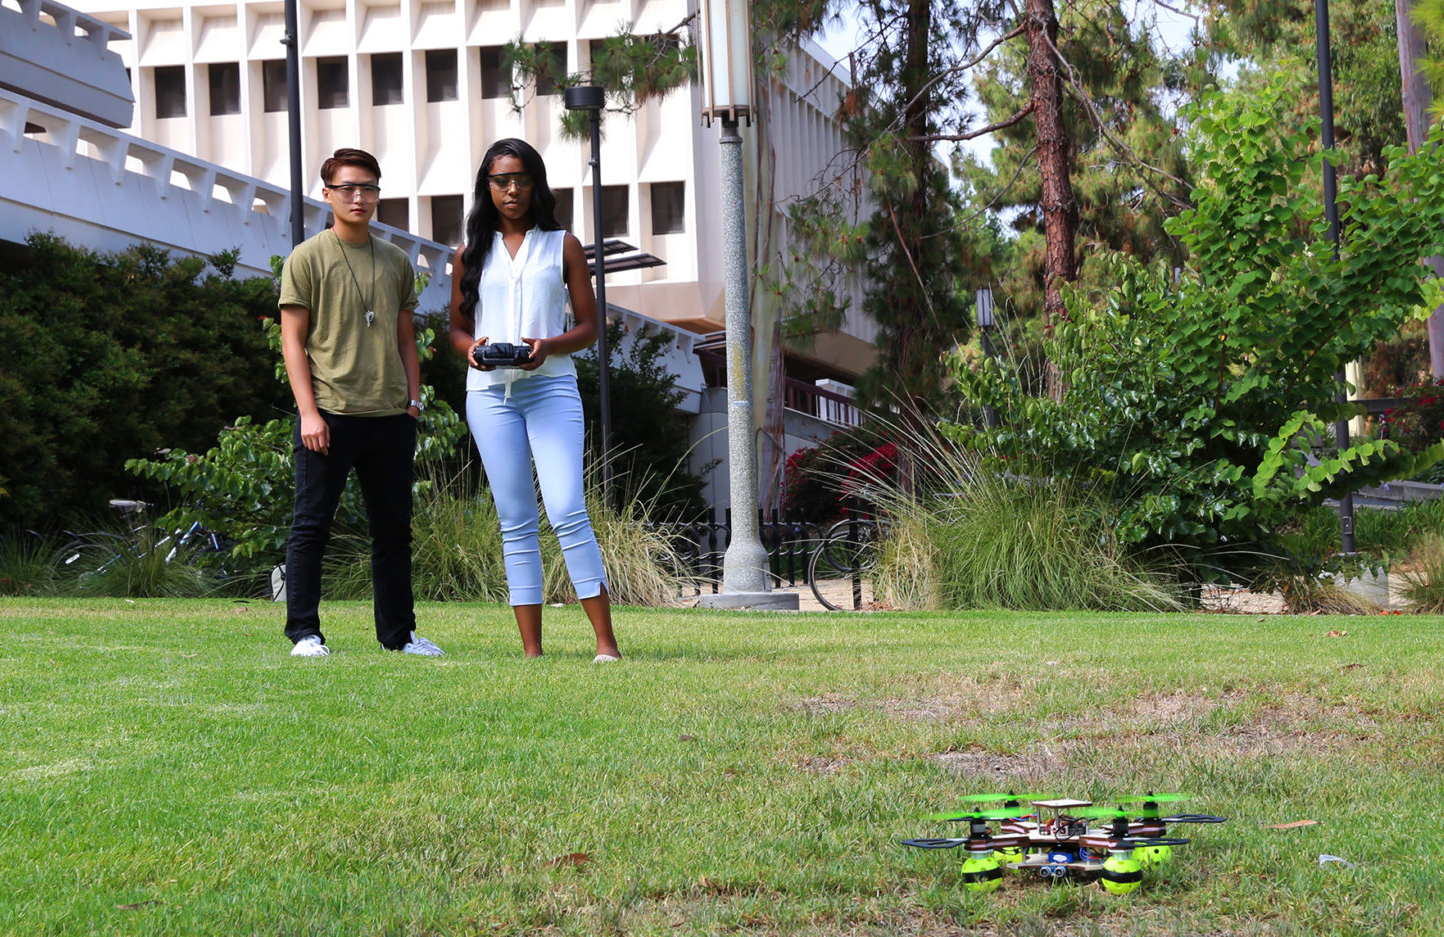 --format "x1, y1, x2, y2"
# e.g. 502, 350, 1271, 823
60, 500, 228, 595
